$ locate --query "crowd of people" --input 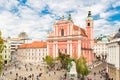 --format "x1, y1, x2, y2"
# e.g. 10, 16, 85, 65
0, 61, 114, 80
0, 62, 69, 80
